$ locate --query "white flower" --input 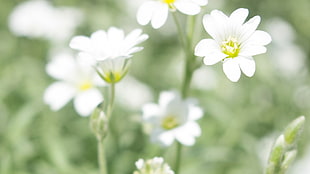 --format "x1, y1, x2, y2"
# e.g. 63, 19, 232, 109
70, 27, 148, 83
195, 8, 272, 82
137, 0, 208, 29
44, 52, 104, 116
133, 157, 174, 174
142, 91, 203, 146
8, 0, 83, 42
